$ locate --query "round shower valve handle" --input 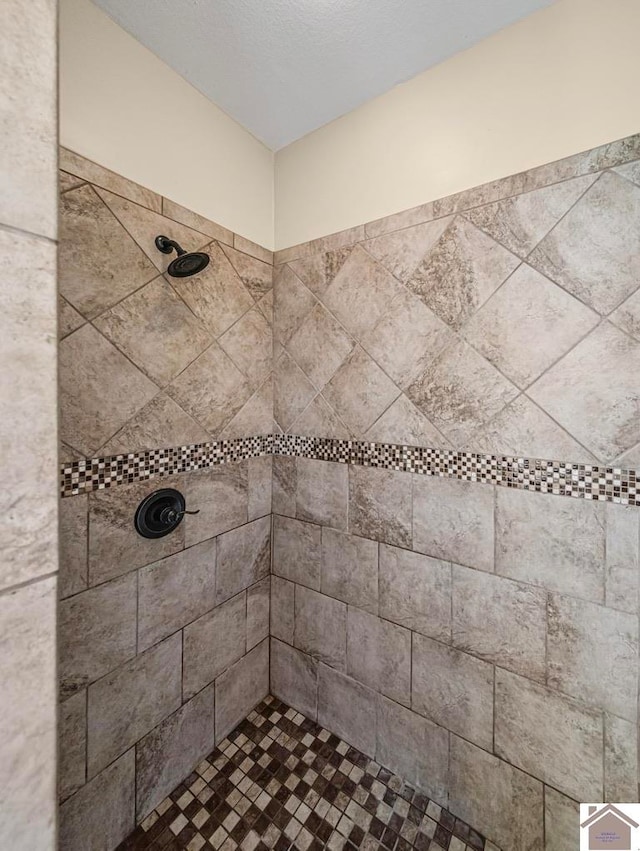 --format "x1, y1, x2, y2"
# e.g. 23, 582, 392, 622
134, 488, 199, 539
